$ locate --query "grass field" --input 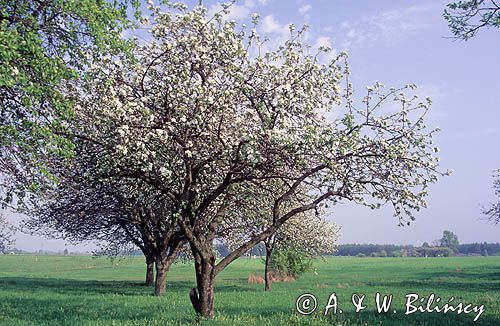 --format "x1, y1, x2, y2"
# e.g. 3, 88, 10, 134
0, 255, 499, 325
